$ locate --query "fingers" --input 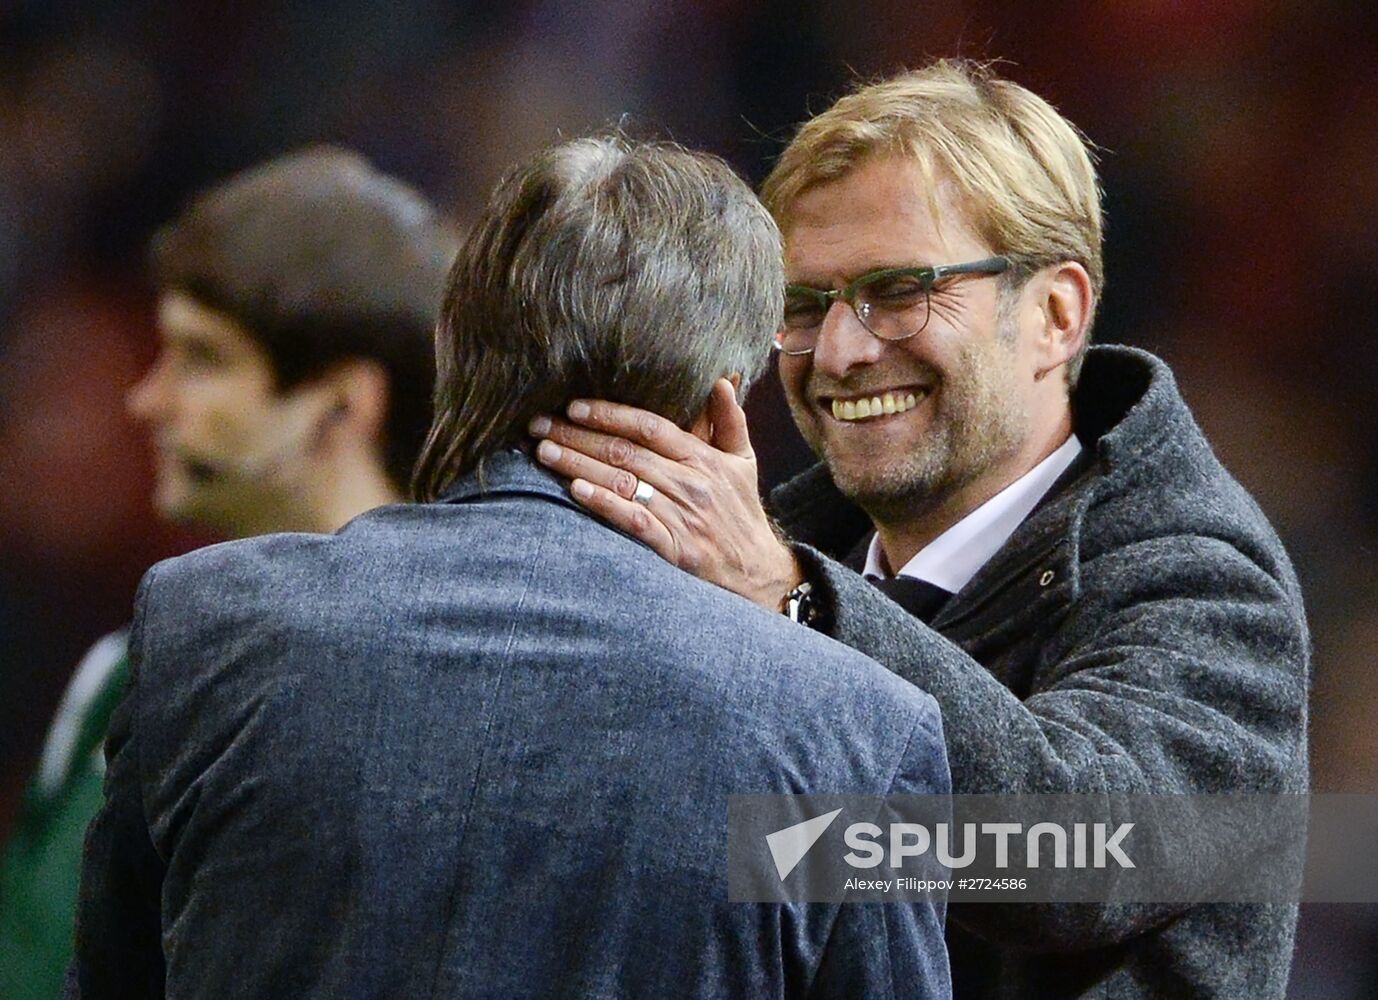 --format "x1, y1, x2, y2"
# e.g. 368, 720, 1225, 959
706, 378, 753, 457
567, 477, 680, 564
561, 400, 698, 462
530, 423, 678, 499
